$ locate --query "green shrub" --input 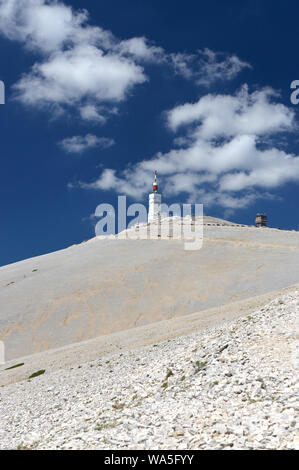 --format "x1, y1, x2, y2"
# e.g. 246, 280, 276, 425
5, 363, 24, 370
28, 370, 45, 379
